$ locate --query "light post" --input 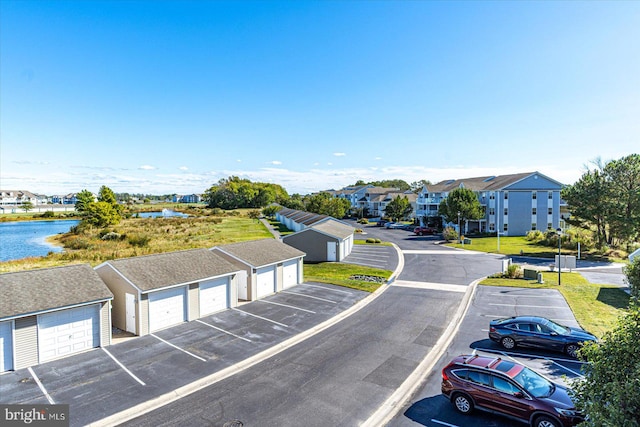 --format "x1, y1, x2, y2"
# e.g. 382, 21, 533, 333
457, 211, 461, 244
556, 227, 562, 286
